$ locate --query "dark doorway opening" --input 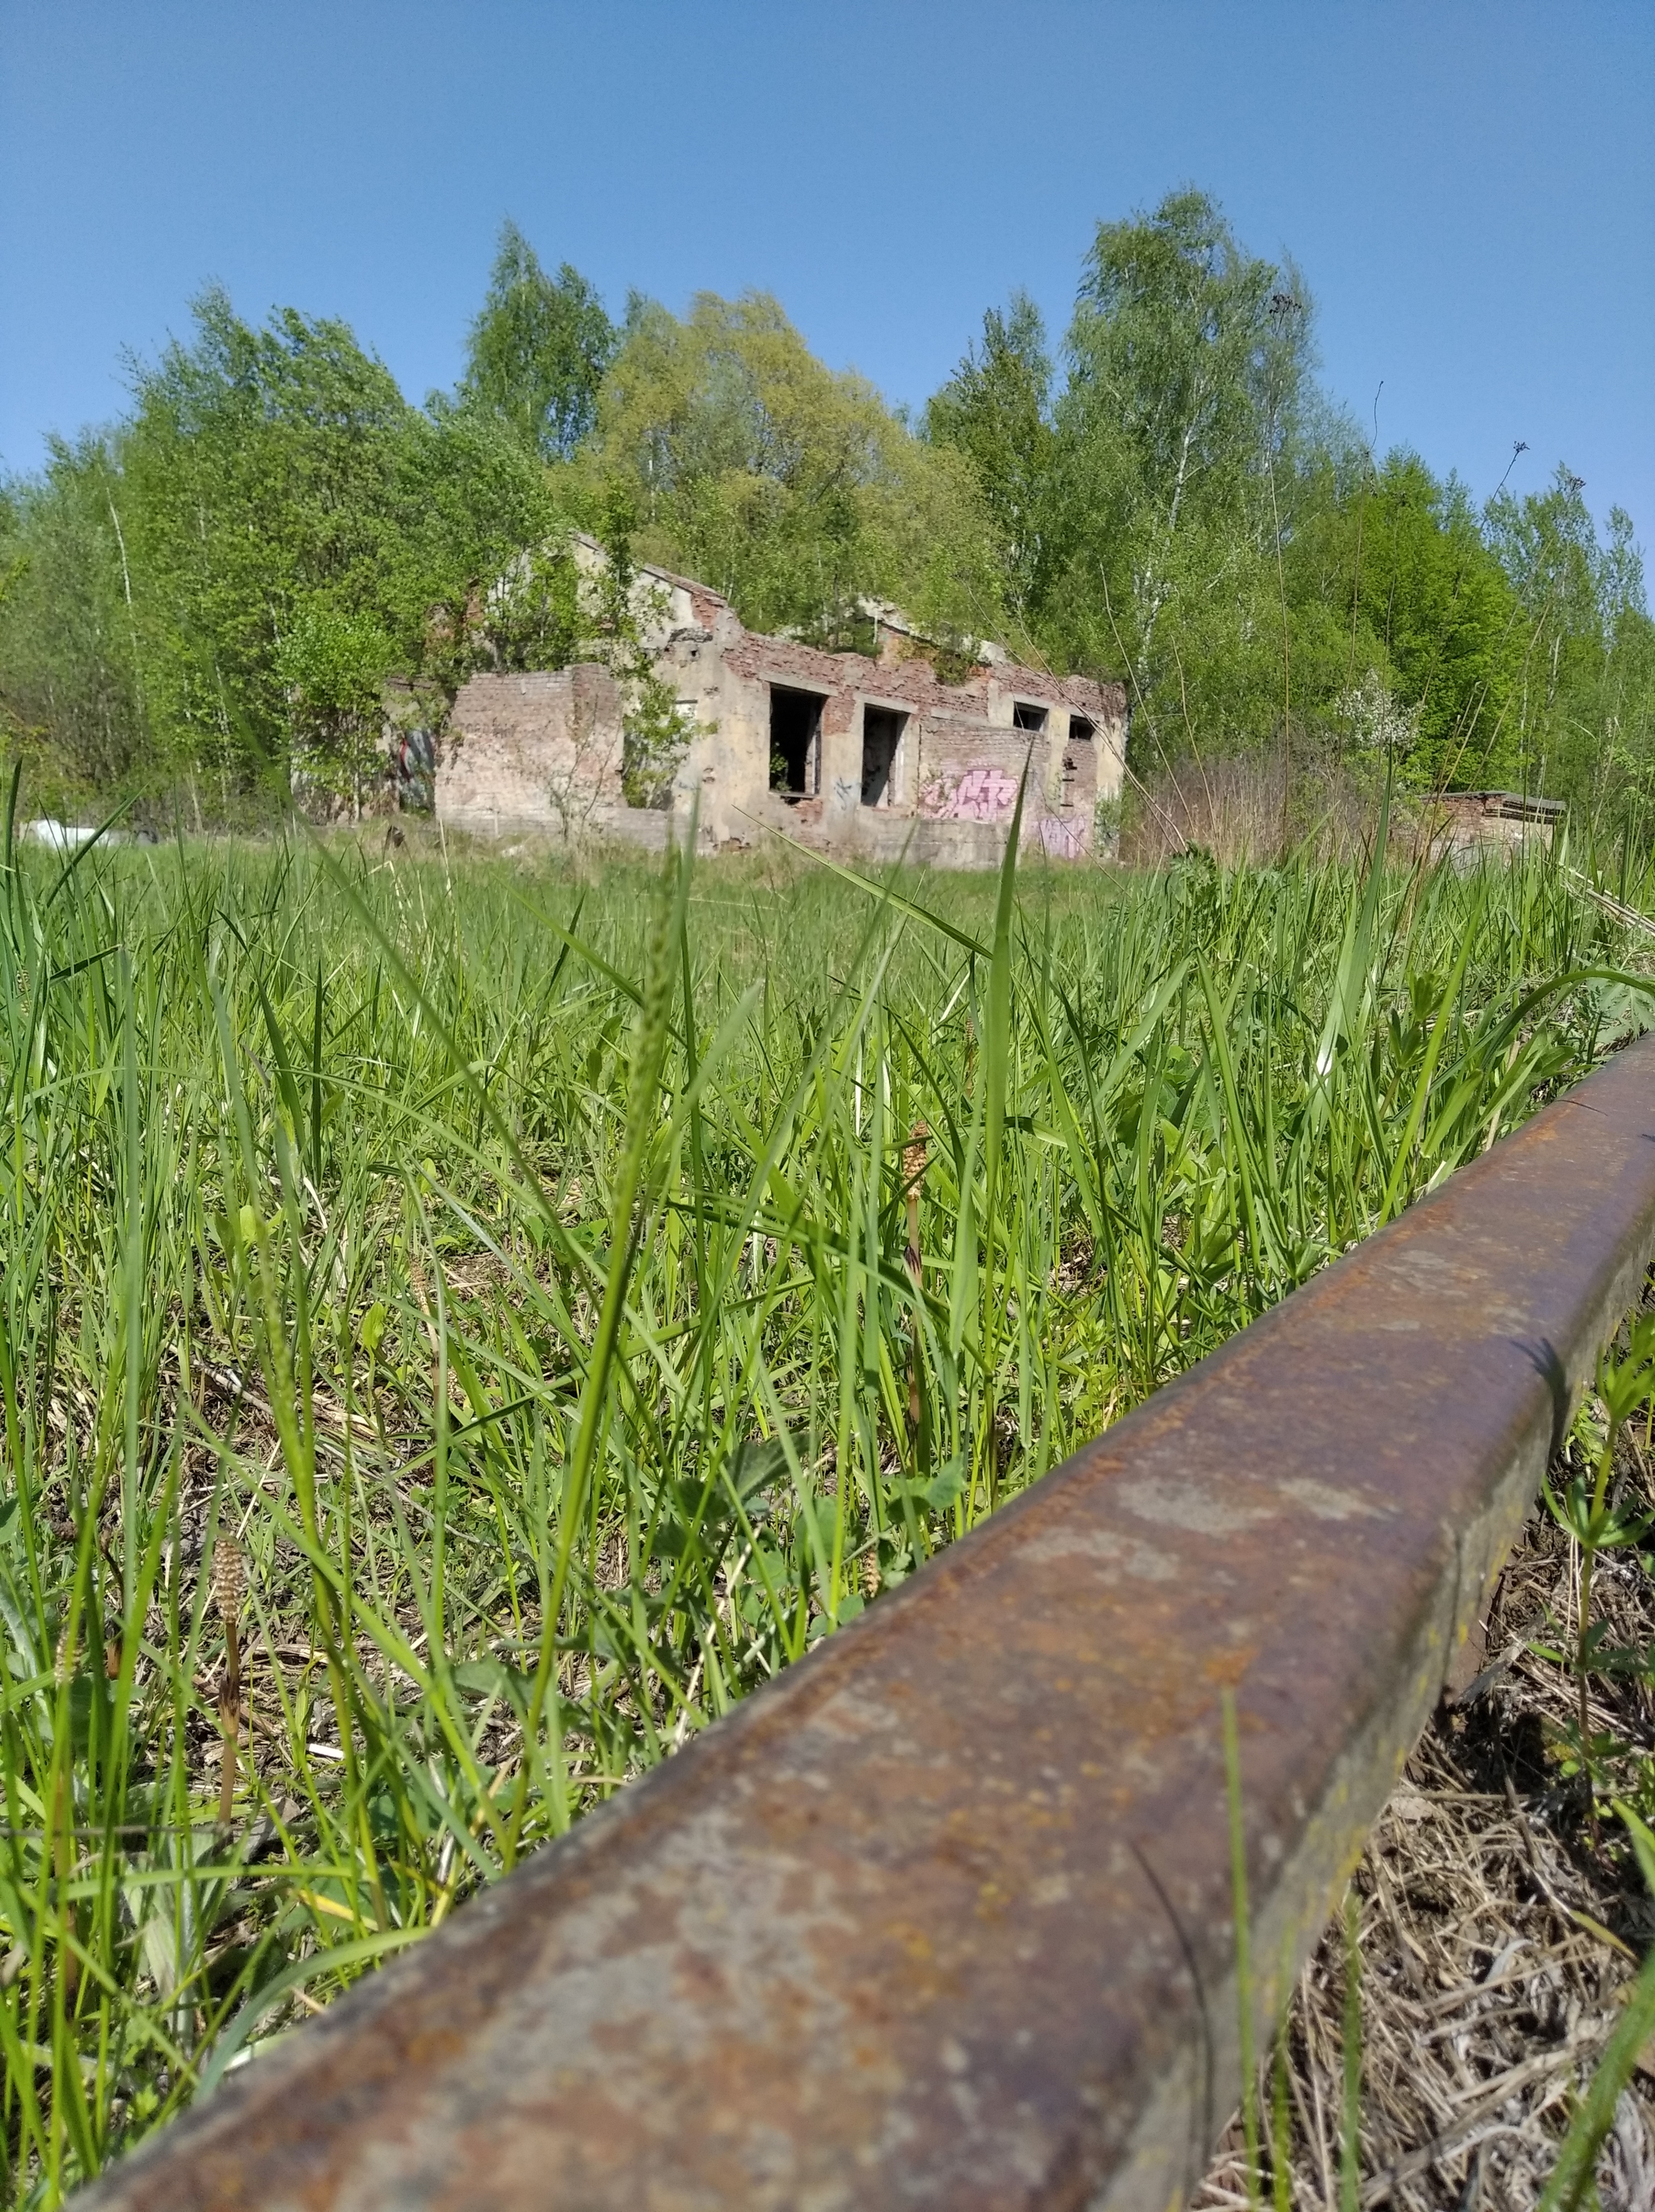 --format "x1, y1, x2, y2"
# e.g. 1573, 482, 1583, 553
861, 707, 906, 808
1066, 717, 1093, 814
1012, 700, 1049, 734
769, 687, 823, 797
1063, 718, 1094, 814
